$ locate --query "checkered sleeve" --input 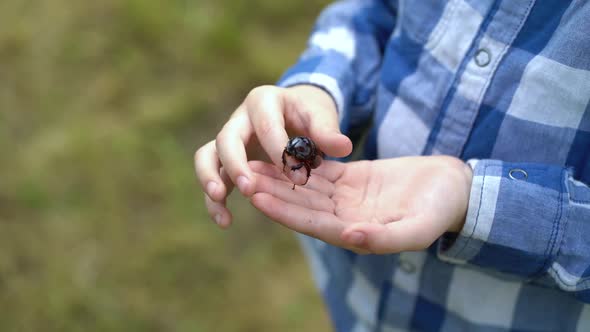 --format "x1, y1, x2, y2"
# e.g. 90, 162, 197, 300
438, 159, 590, 303
276, 0, 396, 133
